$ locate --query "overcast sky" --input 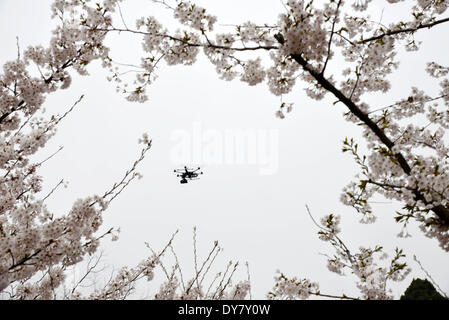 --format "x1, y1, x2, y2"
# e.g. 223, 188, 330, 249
1, 0, 449, 299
